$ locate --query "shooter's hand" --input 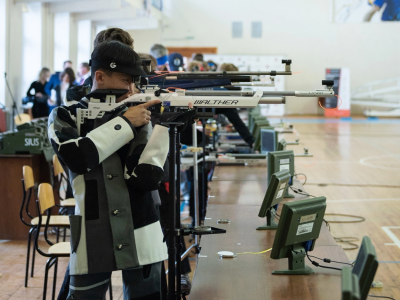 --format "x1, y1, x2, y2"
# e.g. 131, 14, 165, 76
123, 100, 161, 127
